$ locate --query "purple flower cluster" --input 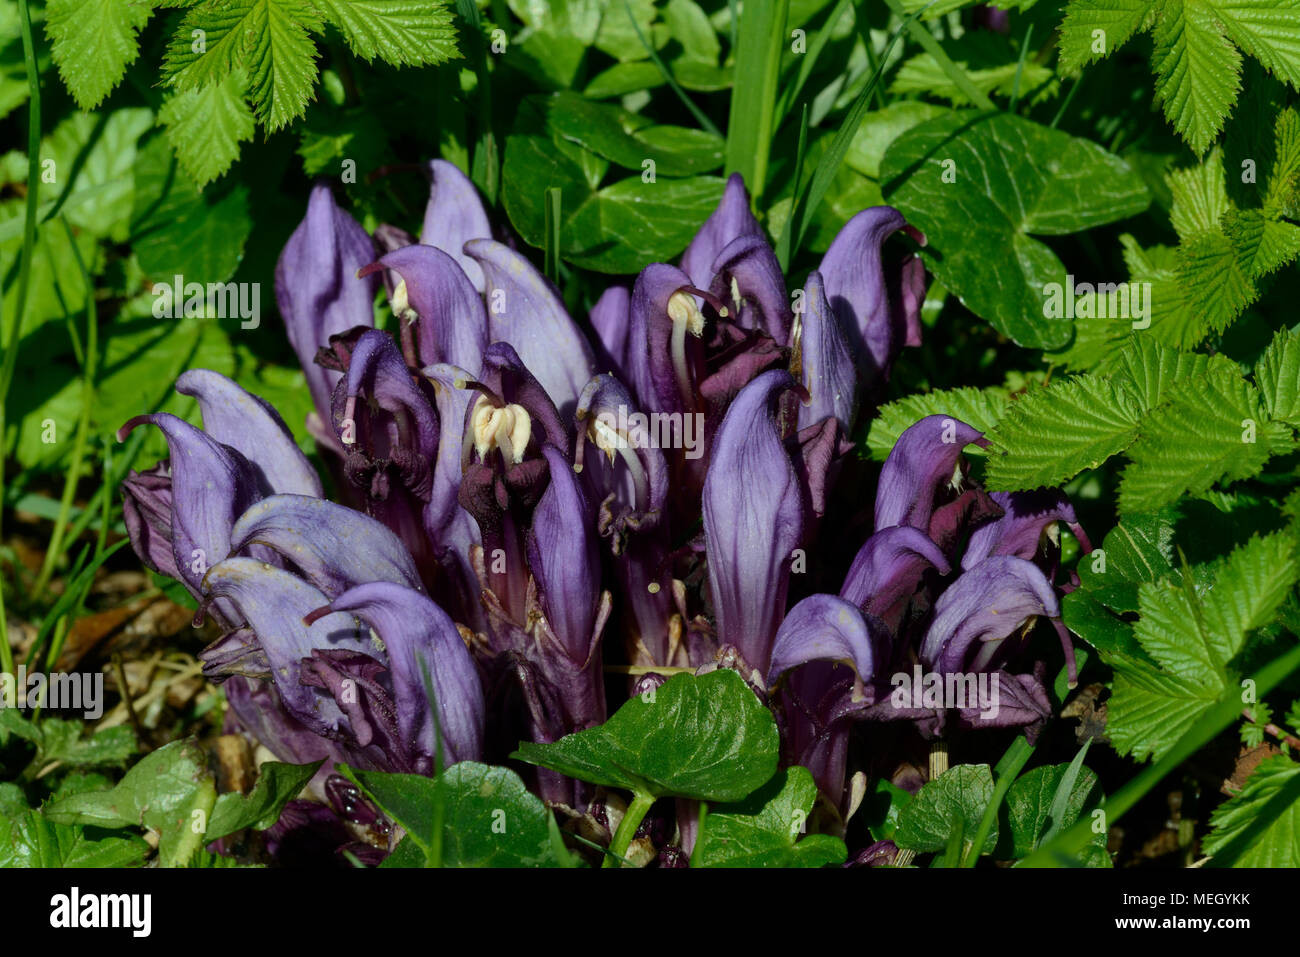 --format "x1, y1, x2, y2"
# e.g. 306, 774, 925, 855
119, 161, 1085, 830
